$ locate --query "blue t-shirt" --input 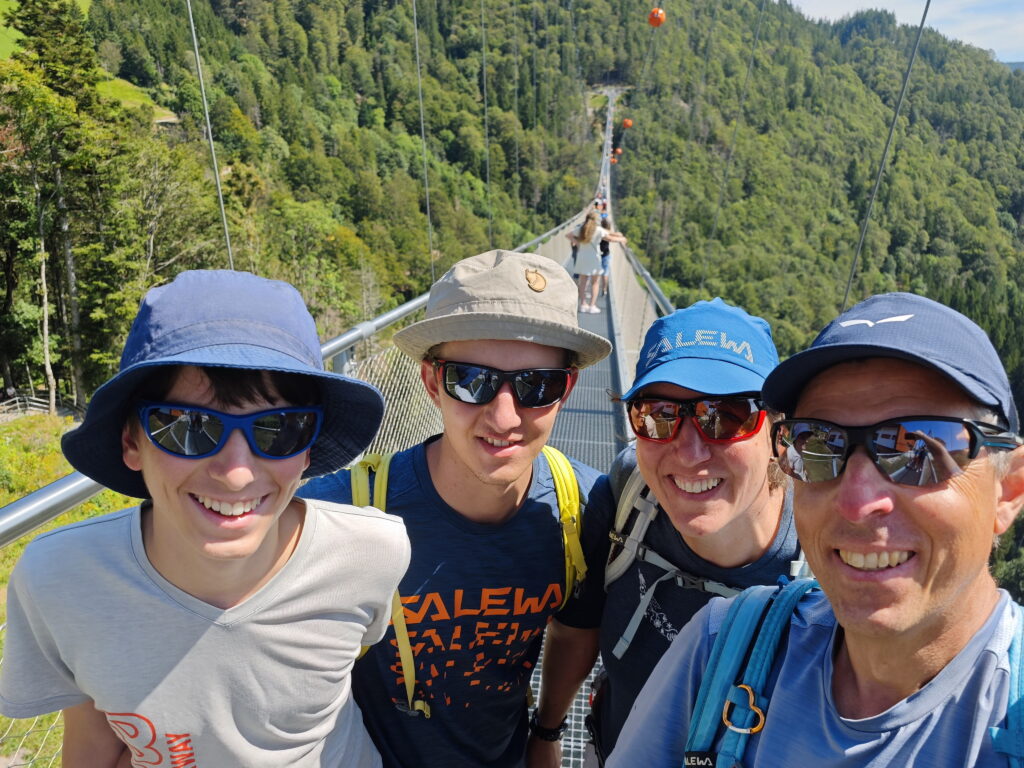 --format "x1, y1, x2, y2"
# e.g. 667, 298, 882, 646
557, 444, 799, 755
609, 589, 1019, 768
301, 437, 606, 768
